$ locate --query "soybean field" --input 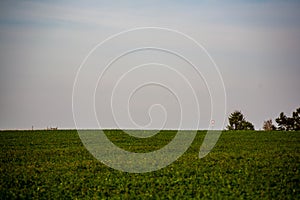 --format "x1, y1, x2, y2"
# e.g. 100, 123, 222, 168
0, 130, 299, 199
